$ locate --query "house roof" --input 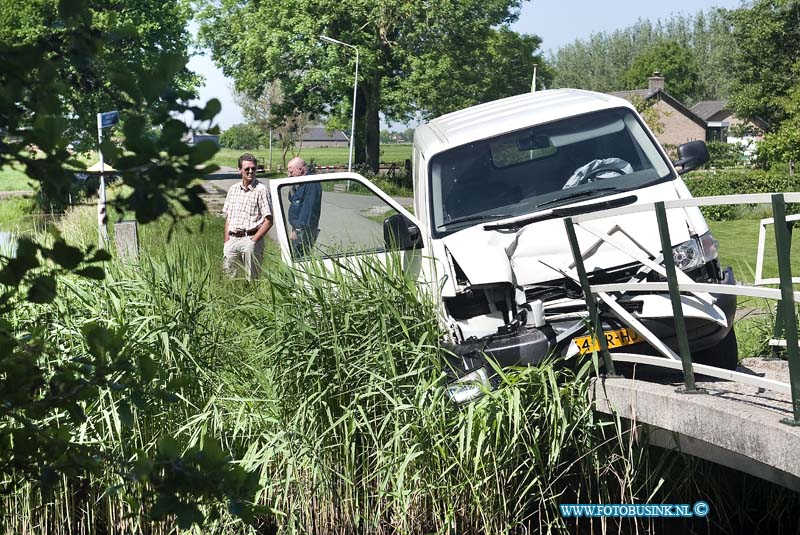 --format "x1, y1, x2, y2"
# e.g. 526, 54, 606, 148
608, 88, 659, 100
302, 126, 348, 142
608, 88, 708, 130
690, 100, 771, 131
690, 100, 729, 120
